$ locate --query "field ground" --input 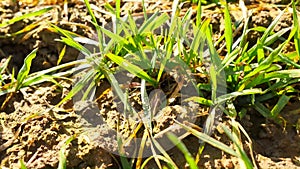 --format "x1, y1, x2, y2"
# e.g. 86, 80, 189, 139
0, 0, 300, 168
